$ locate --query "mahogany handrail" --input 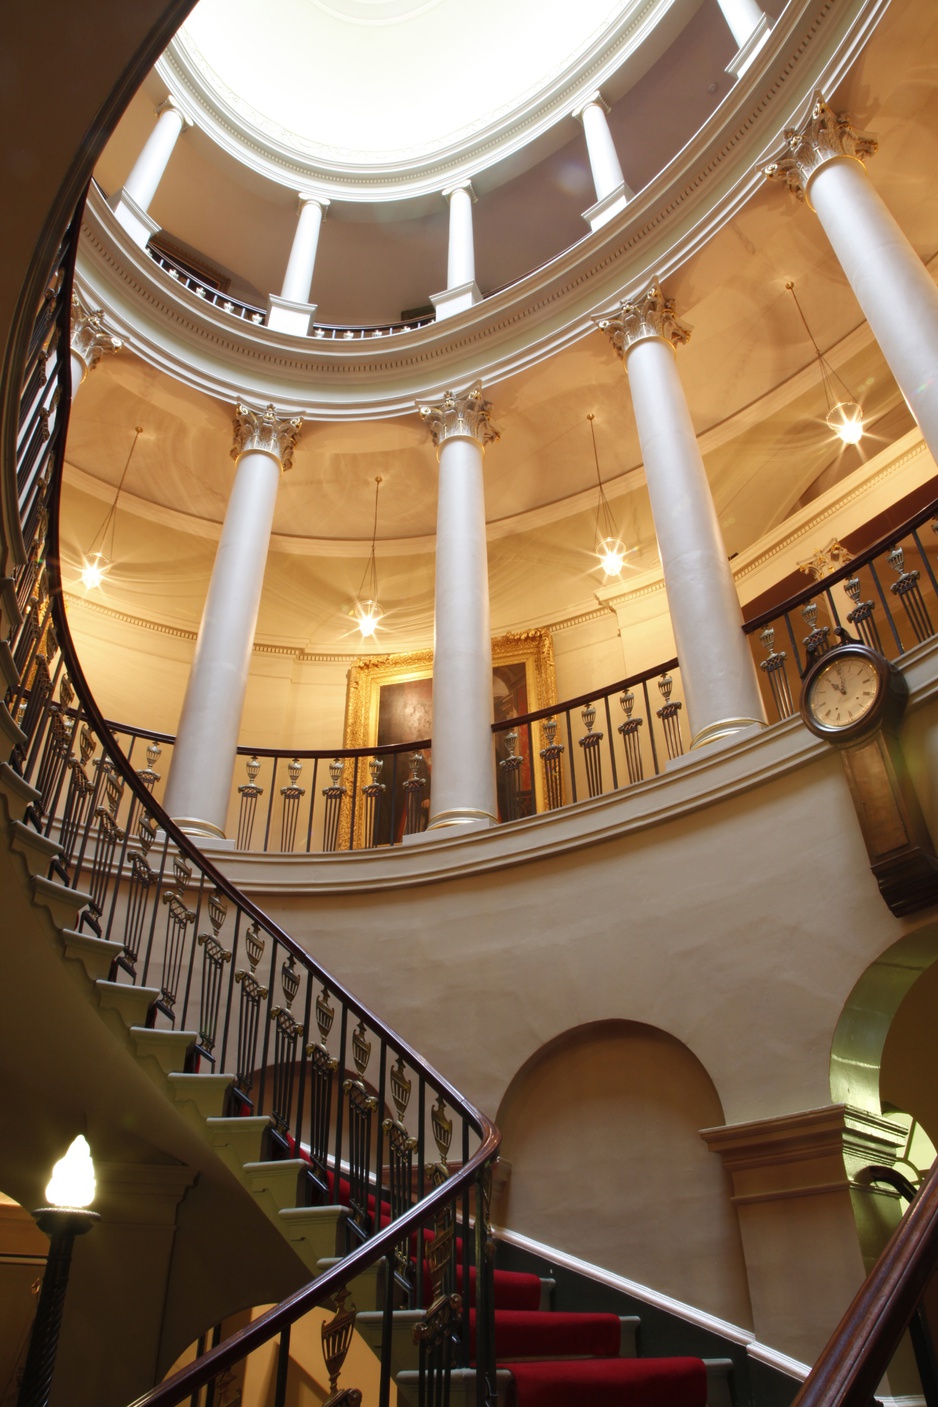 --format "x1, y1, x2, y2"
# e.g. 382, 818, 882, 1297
791, 1156, 938, 1407
743, 497, 938, 635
